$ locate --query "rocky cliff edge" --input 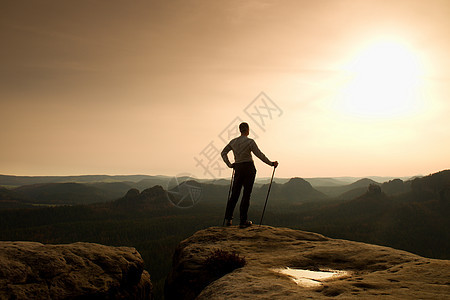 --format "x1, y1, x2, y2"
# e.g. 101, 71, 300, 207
166, 226, 449, 299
